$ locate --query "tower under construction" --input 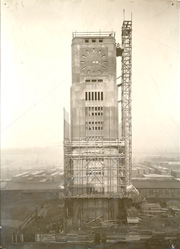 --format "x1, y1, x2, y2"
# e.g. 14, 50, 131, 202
64, 20, 133, 228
